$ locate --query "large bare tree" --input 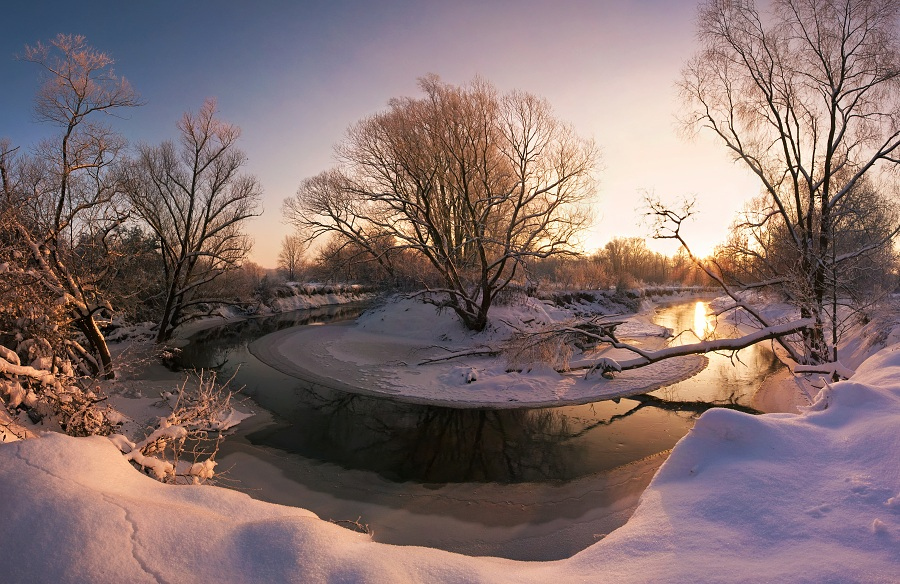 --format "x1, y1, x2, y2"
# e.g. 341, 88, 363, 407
126, 99, 262, 342
674, 0, 900, 366
277, 234, 308, 281
284, 76, 598, 331
8, 35, 142, 377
